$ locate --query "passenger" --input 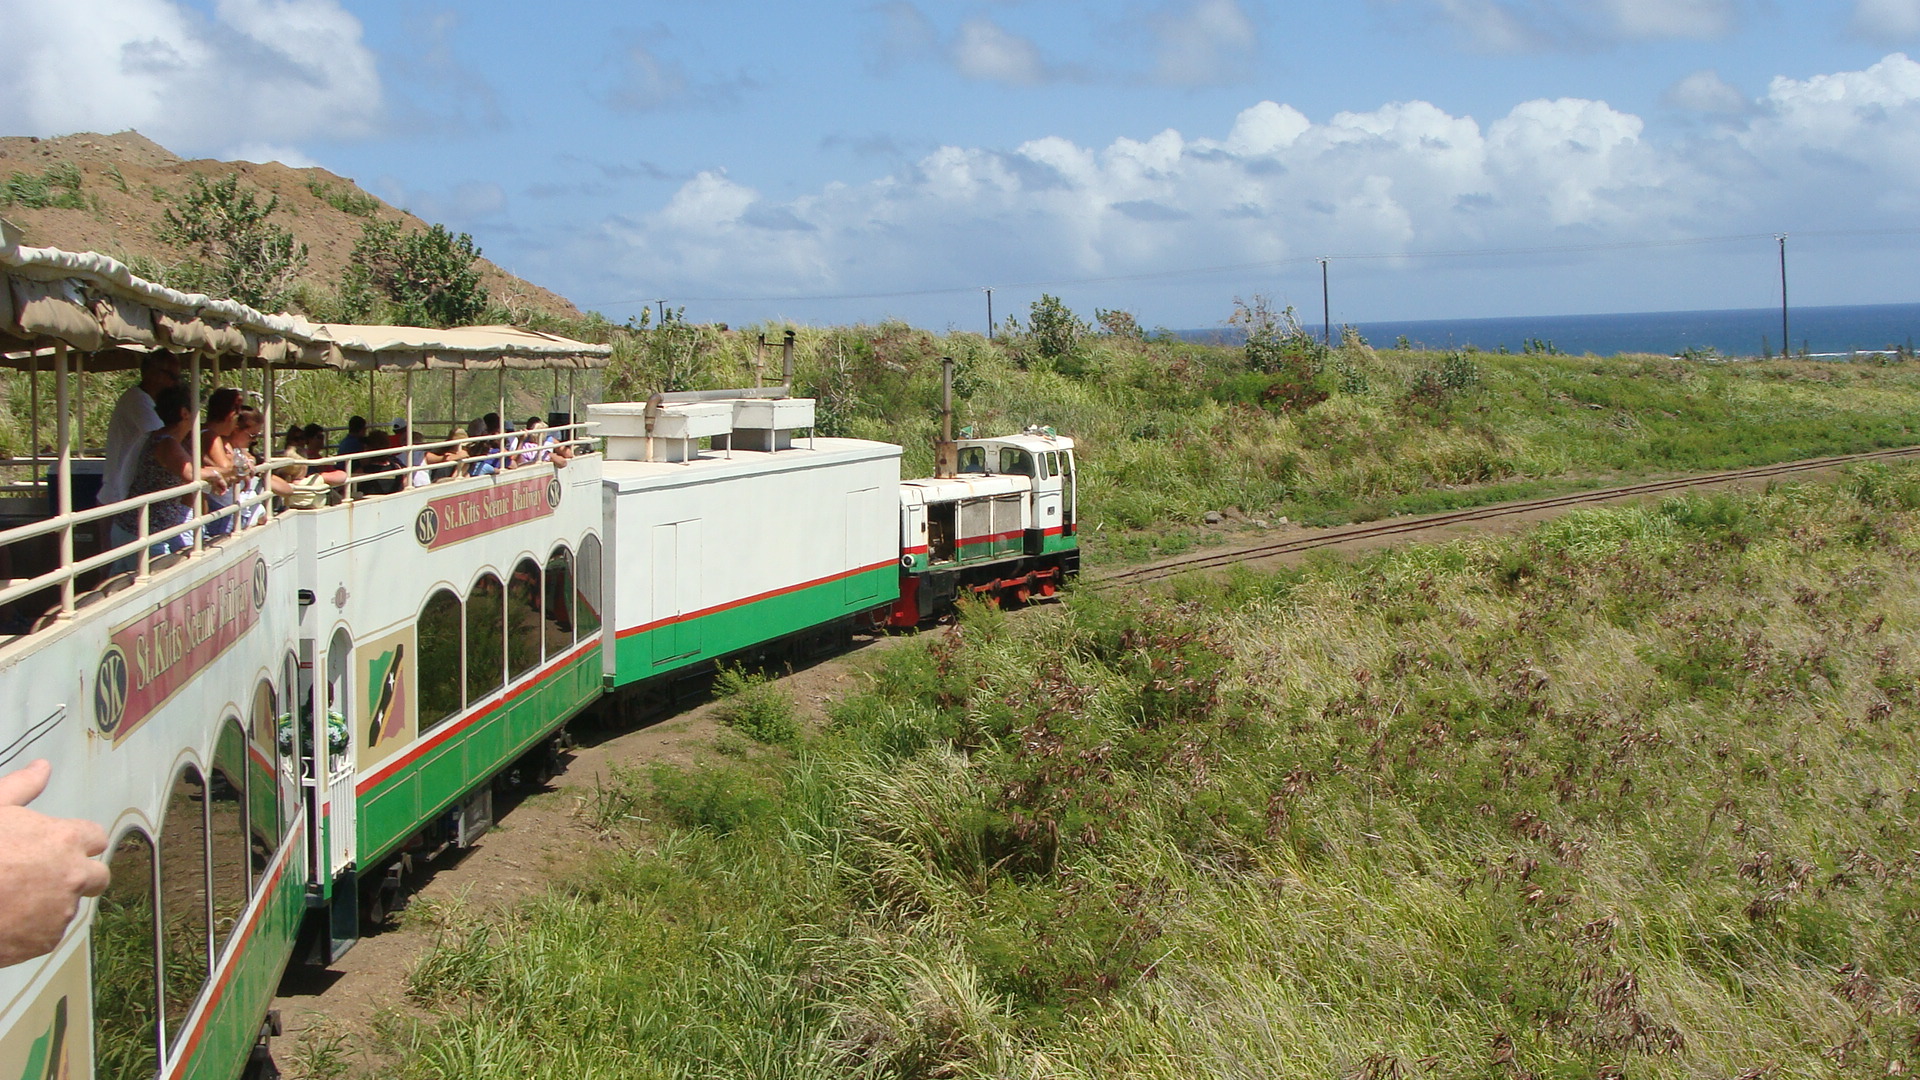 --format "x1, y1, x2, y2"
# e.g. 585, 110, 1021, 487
231, 406, 269, 527
274, 427, 347, 509
514, 419, 544, 468
389, 419, 427, 488
354, 432, 401, 496
432, 427, 471, 482
467, 415, 499, 476
101, 352, 181, 561
200, 388, 243, 538
116, 386, 226, 556
299, 424, 339, 472
336, 415, 368, 458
